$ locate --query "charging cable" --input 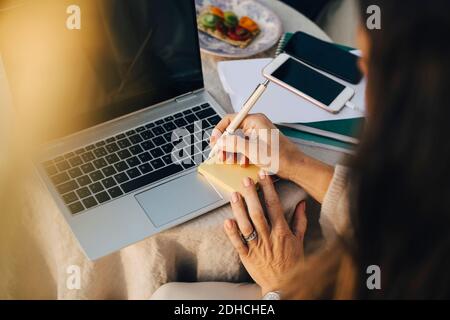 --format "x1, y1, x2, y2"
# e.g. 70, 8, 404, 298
345, 100, 364, 113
